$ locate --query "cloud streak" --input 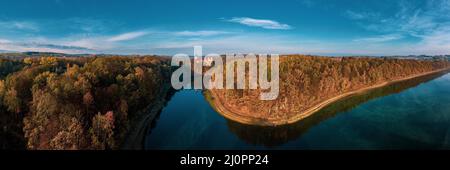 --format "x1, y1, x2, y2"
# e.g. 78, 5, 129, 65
0, 20, 39, 31
107, 31, 149, 42
345, 0, 450, 55
0, 39, 11, 43
345, 10, 380, 20
353, 34, 403, 43
0, 40, 93, 54
227, 17, 292, 30
173, 30, 231, 37
0, 29, 239, 54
